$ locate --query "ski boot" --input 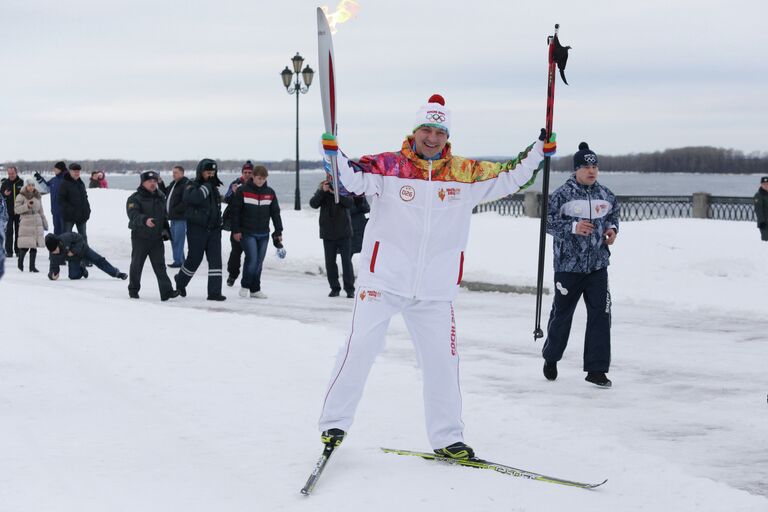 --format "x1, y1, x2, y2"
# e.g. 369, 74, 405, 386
321, 428, 346, 448
434, 442, 475, 460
